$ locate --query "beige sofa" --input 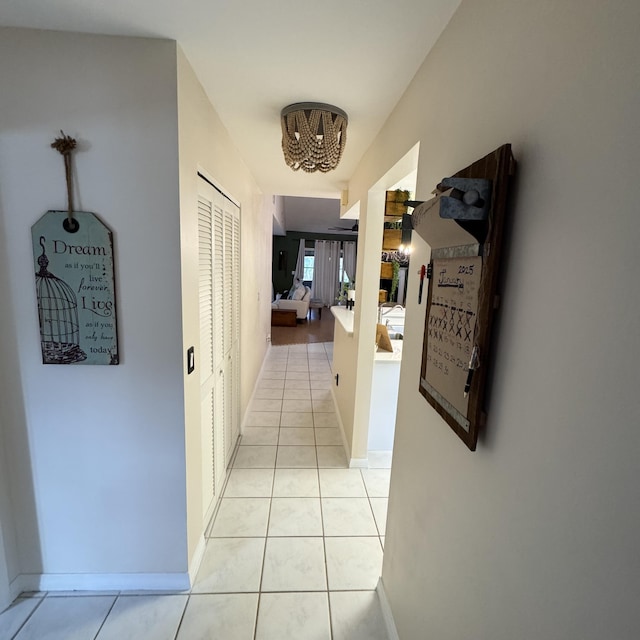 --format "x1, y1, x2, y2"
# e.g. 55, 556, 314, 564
272, 285, 311, 320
